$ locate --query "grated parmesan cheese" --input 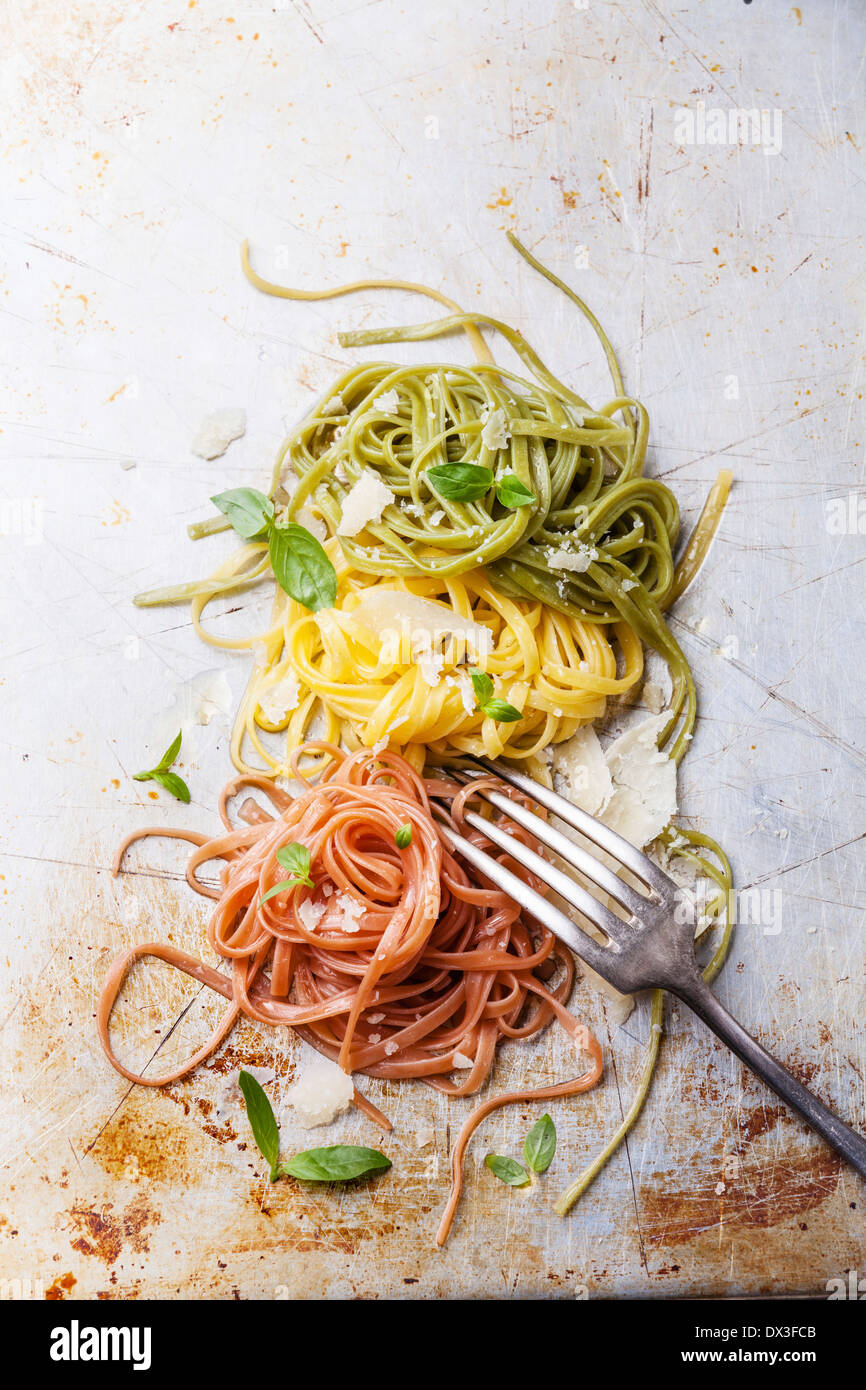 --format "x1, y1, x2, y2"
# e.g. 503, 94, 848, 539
285, 1057, 354, 1129
452, 1051, 474, 1069
547, 544, 599, 574
373, 389, 400, 414
337, 473, 394, 537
